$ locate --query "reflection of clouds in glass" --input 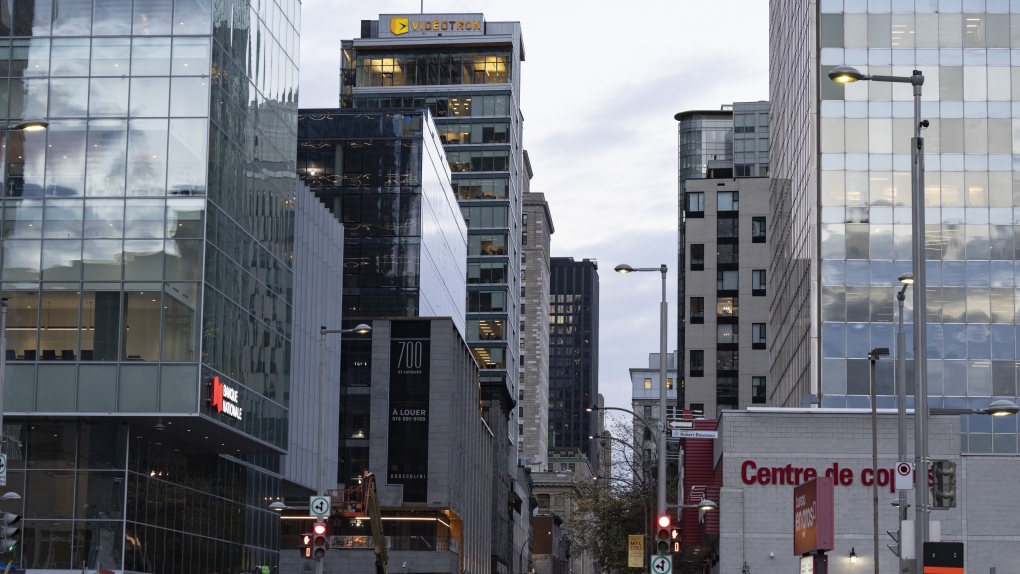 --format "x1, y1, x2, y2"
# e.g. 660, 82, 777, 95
168, 119, 207, 192
86, 121, 128, 197
46, 120, 88, 197
126, 119, 168, 195
2, 240, 41, 280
